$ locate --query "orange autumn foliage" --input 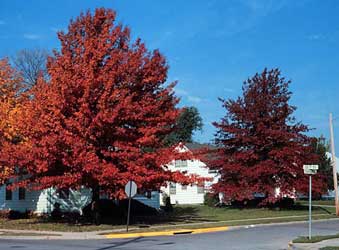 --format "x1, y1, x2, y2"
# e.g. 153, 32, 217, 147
6, 9, 198, 198
0, 59, 25, 184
